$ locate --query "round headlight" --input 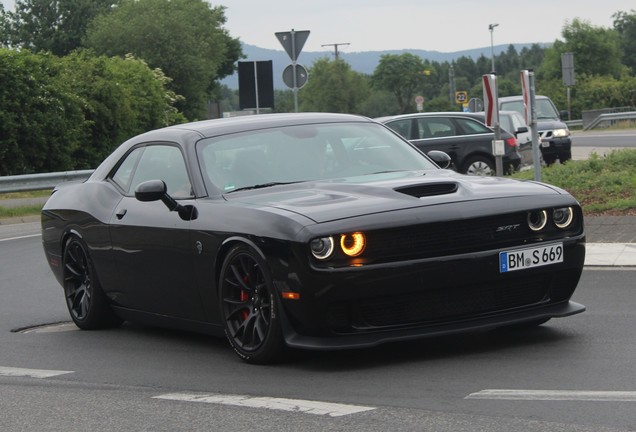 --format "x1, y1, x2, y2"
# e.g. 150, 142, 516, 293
310, 237, 334, 260
553, 207, 574, 229
528, 210, 548, 232
340, 232, 366, 257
